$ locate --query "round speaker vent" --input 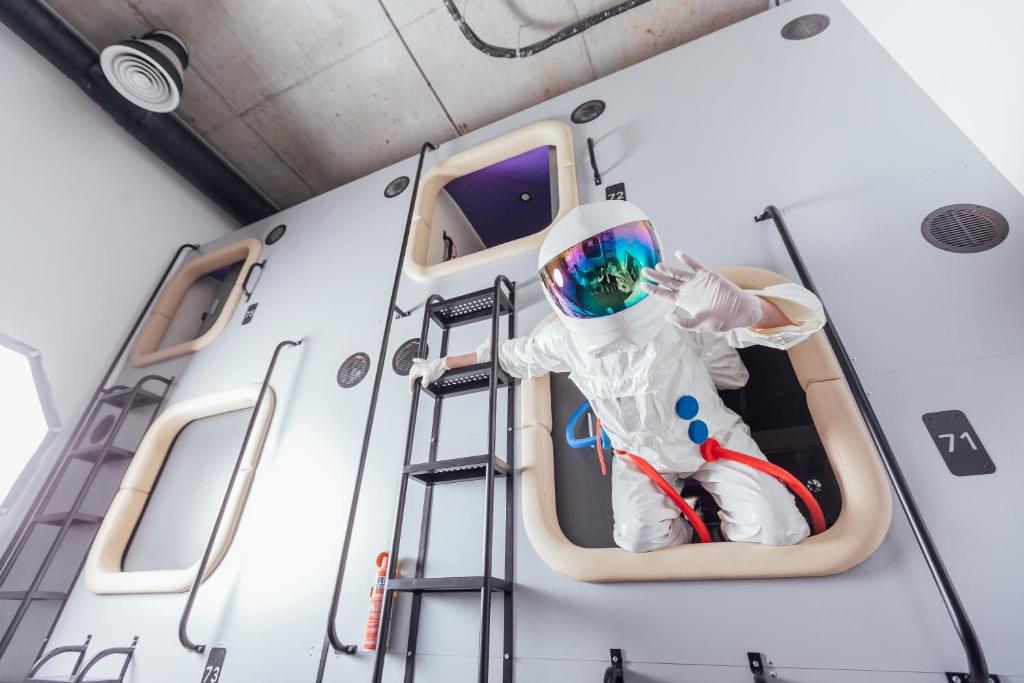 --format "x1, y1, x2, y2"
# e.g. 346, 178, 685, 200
266, 224, 287, 245
922, 204, 1008, 253
392, 339, 427, 376
100, 30, 188, 113
781, 14, 830, 40
385, 176, 410, 198
571, 99, 606, 124
337, 352, 371, 388
90, 414, 116, 445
